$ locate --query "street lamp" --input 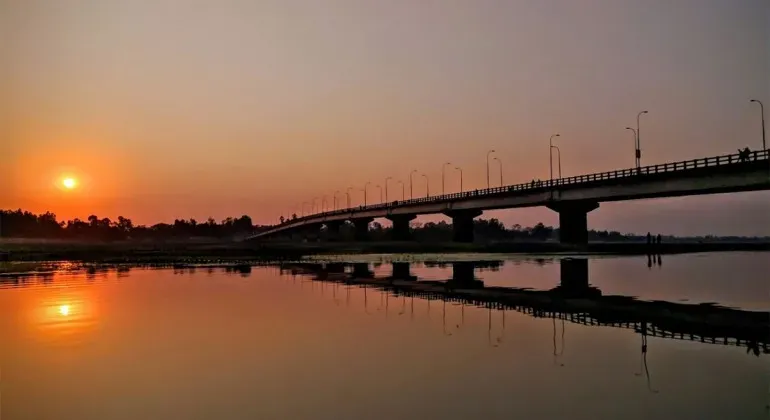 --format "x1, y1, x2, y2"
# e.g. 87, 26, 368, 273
346, 187, 354, 207
551, 146, 562, 179
442, 162, 452, 195
549, 134, 560, 181
486, 150, 496, 188
422, 174, 429, 197
750, 99, 766, 150
398, 180, 405, 200
409, 169, 417, 199
493, 157, 503, 186
385, 176, 393, 202
334, 190, 341, 210
625, 127, 638, 167
636, 110, 648, 168
363, 182, 371, 206
456, 167, 463, 192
